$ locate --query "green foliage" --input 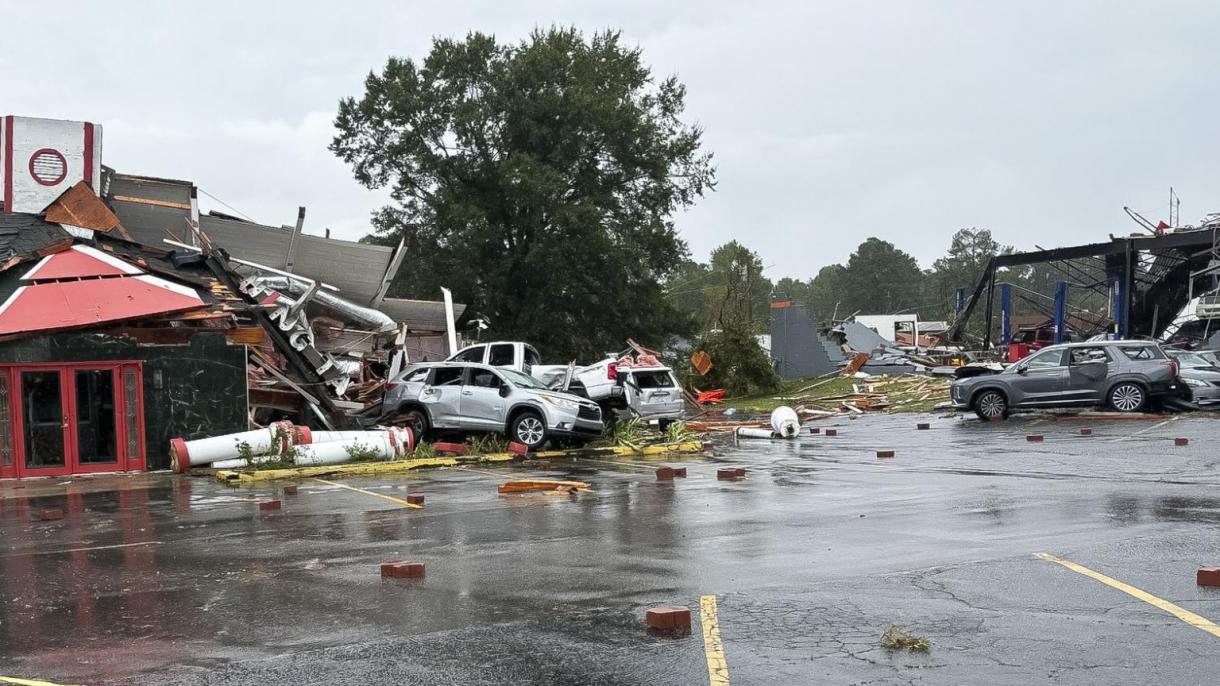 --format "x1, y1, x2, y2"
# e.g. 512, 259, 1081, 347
882, 624, 930, 652
608, 417, 648, 450
343, 440, 383, 462
667, 241, 772, 335
927, 228, 1010, 320
663, 421, 696, 444
333, 27, 715, 359
694, 327, 781, 396
464, 433, 509, 455
841, 238, 924, 314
